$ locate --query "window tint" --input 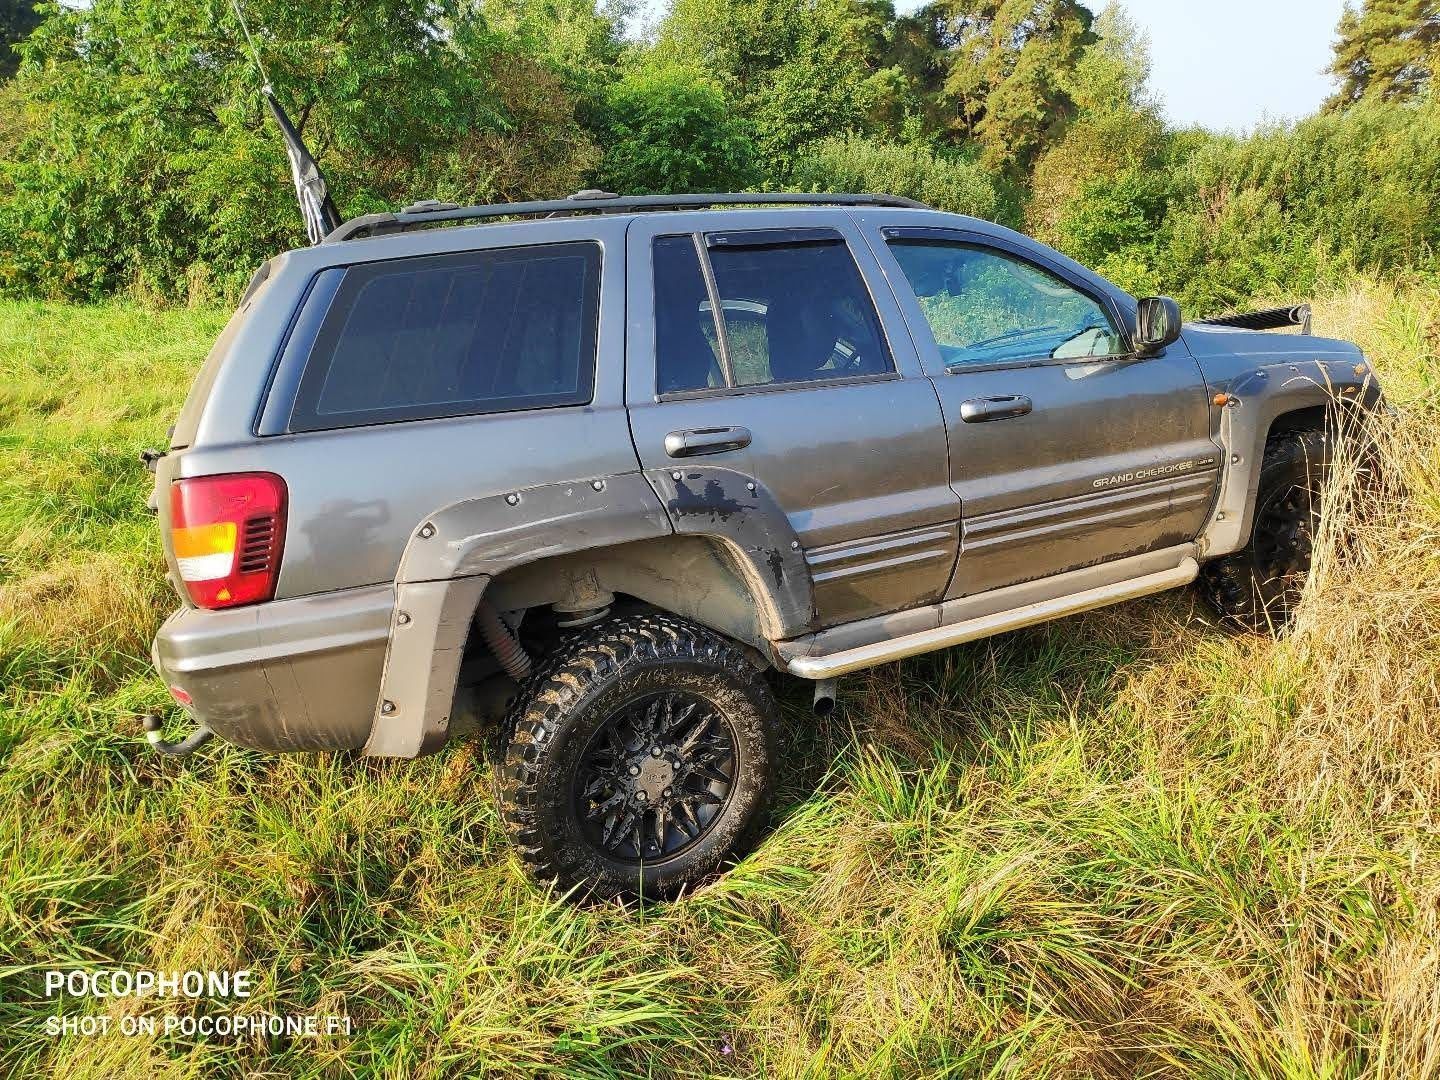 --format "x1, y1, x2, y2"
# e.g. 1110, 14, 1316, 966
888, 240, 1124, 369
654, 236, 724, 393
289, 243, 600, 432
652, 234, 892, 393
